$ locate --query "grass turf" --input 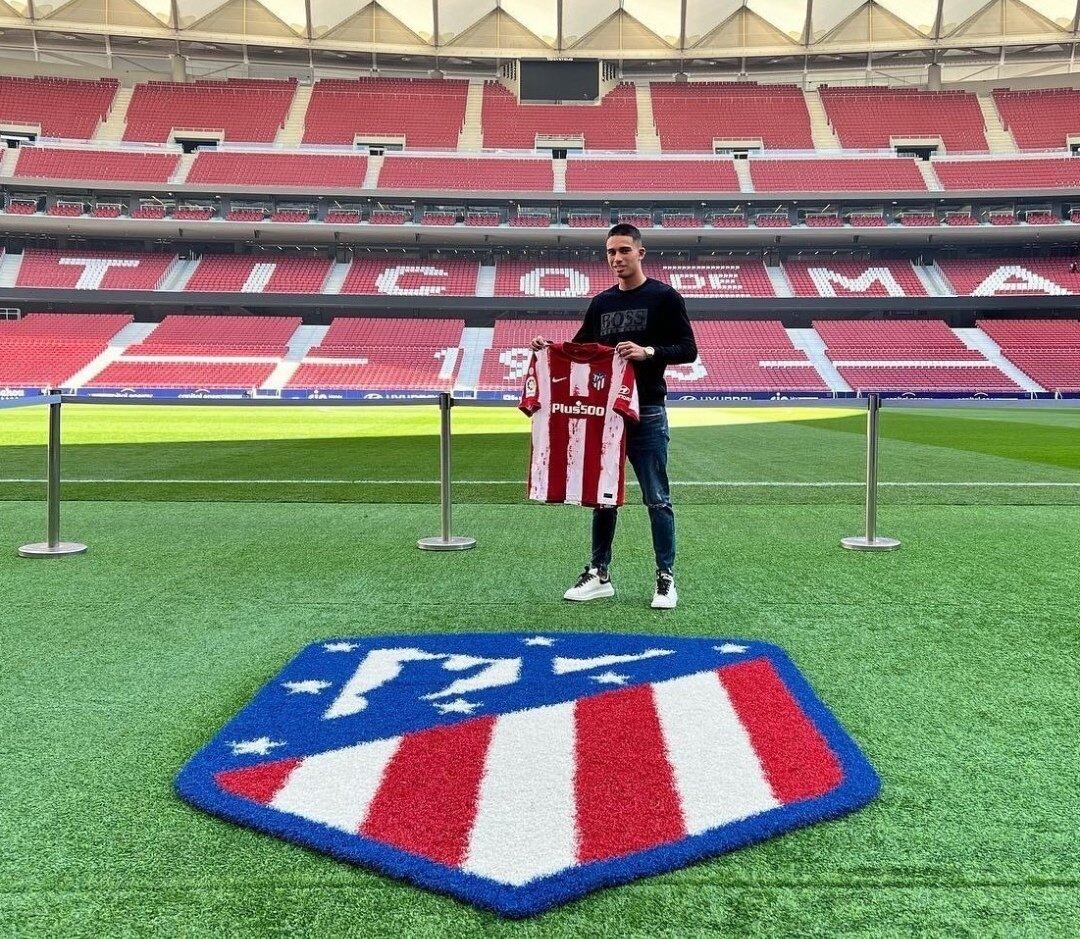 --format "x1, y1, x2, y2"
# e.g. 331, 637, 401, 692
1, 404, 1078, 936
